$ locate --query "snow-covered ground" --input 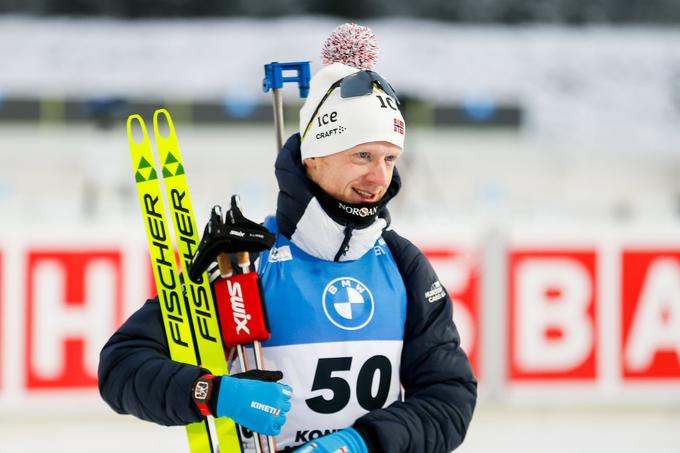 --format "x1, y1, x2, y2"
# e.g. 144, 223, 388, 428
1, 406, 679, 453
